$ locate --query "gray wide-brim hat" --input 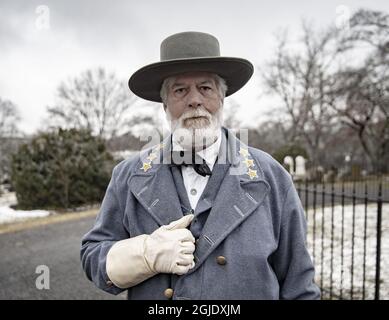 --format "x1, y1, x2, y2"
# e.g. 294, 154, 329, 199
128, 31, 254, 102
